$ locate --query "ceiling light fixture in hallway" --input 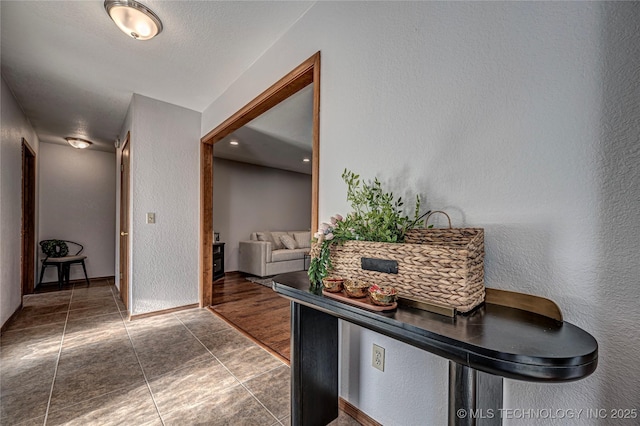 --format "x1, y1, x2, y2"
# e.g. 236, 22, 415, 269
104, 0, 163, 41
